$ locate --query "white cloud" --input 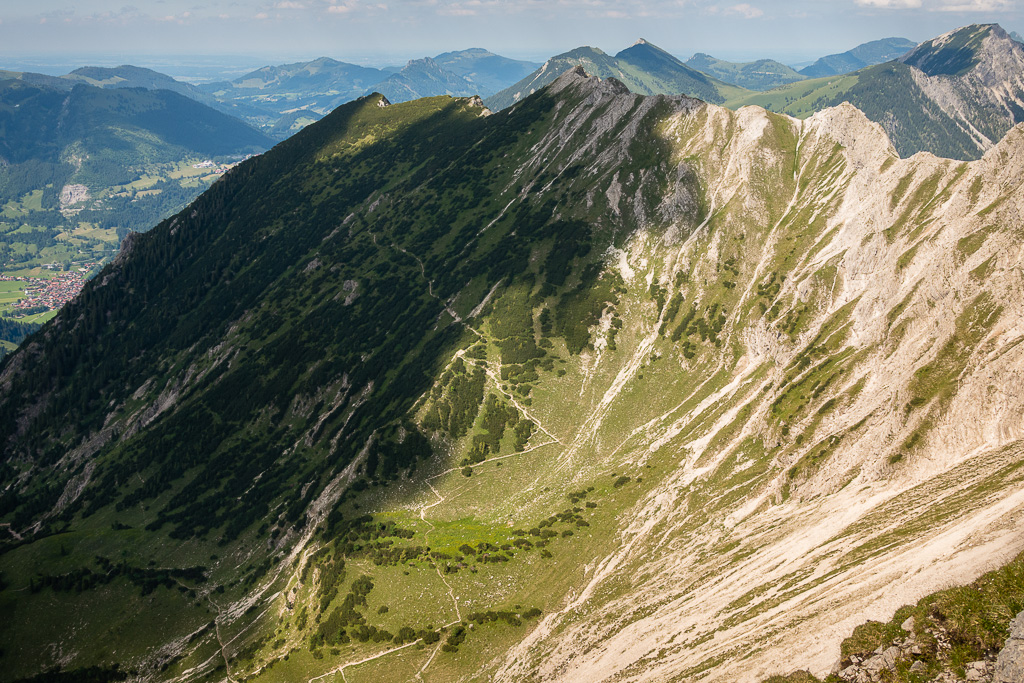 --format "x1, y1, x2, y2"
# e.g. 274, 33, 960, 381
933, 0, 1015, 10
158, 9, 191, 22
854, 0, 923, 7
254, 11, 269, 18
275, 0, 307, 7
324, 1, 387, 14
724, 3, 763, 18
854, 0, 1017, 10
